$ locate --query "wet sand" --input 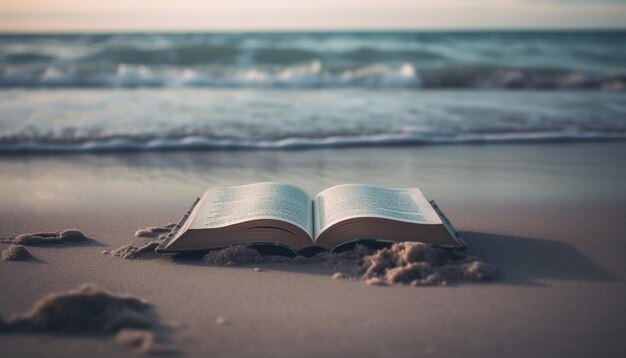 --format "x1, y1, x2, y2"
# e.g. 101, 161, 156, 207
0, 142, 625, 357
